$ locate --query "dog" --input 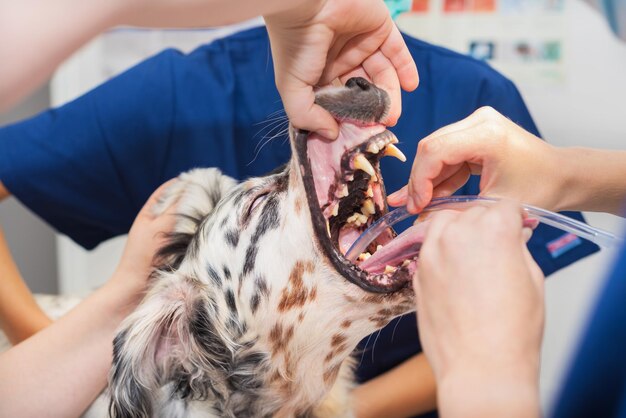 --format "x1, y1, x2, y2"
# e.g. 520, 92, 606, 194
108, 77, 420, 418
